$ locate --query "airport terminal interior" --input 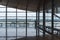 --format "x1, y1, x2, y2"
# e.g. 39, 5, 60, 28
0, 0, 60, 40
